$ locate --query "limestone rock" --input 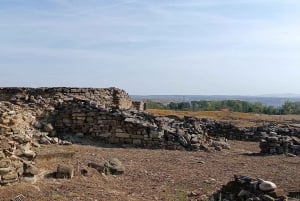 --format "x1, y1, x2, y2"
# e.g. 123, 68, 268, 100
88, 162, 105, 173
259, 180, 277, 192
104, 158, 125, 175
0, 159, 11, 168
2, 170, 18, 181
56, 164, 74, 179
